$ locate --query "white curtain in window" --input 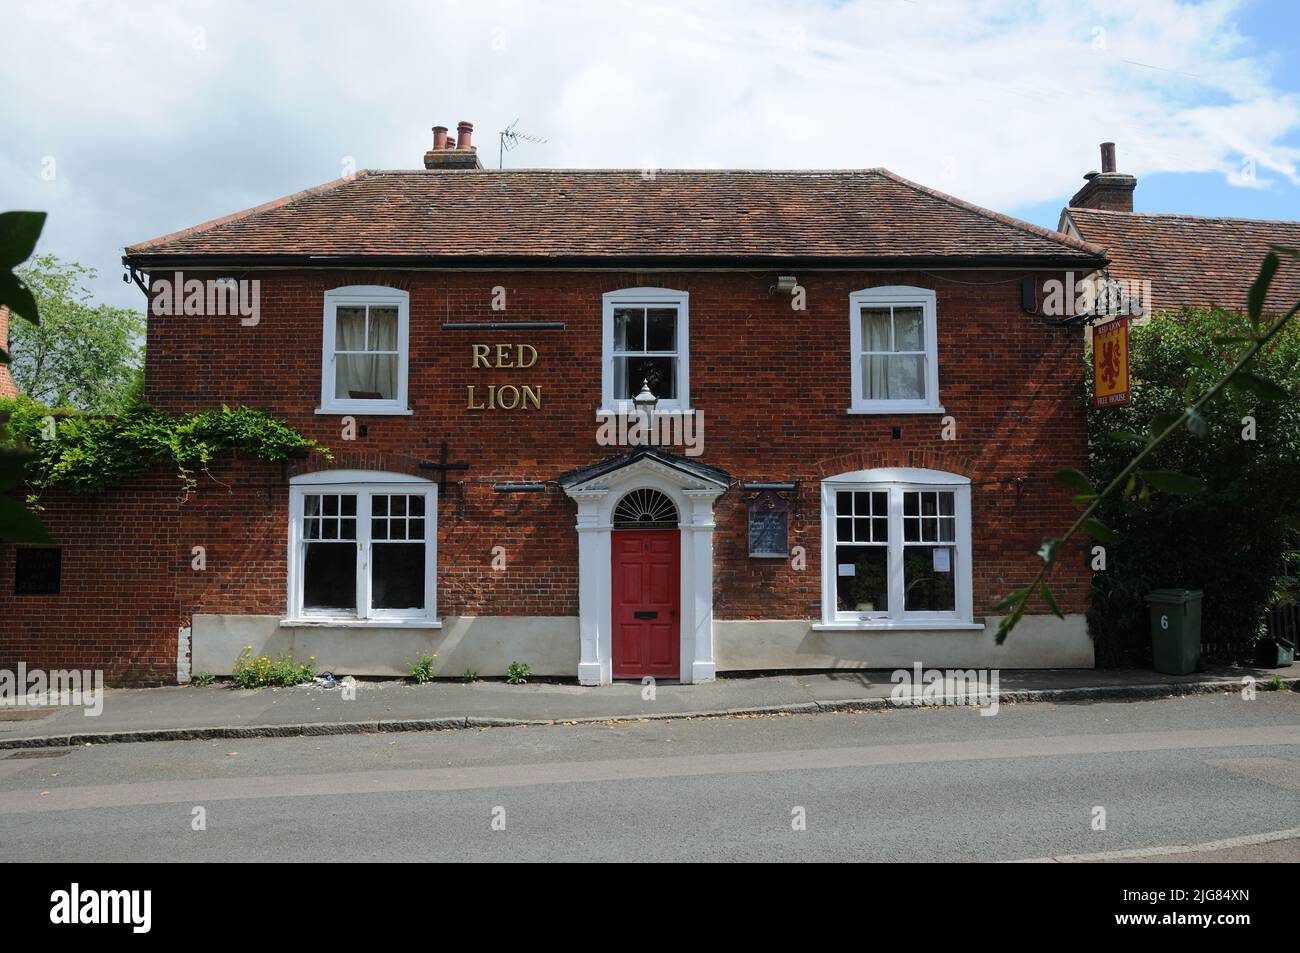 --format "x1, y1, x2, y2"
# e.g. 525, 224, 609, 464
368, 308, 398, 398
862, 309, 892, 400
862, 307, 925, 401
334, 306, 398, 400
